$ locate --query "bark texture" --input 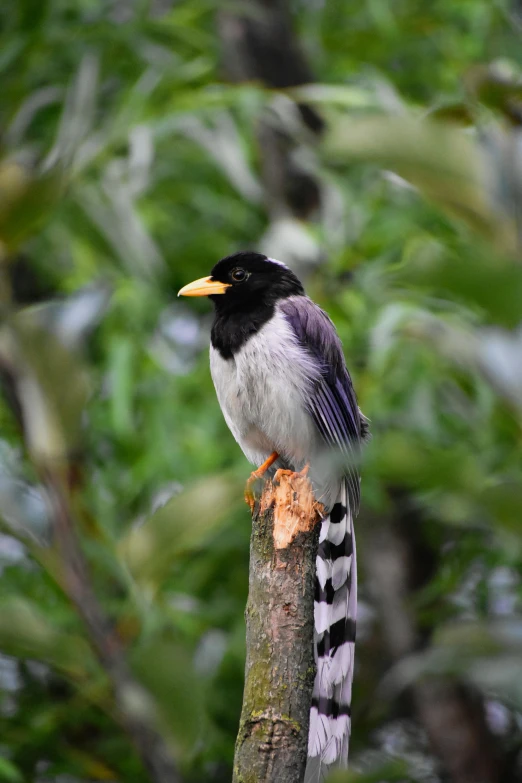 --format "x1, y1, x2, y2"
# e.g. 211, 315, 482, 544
233, 471, 322, 783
